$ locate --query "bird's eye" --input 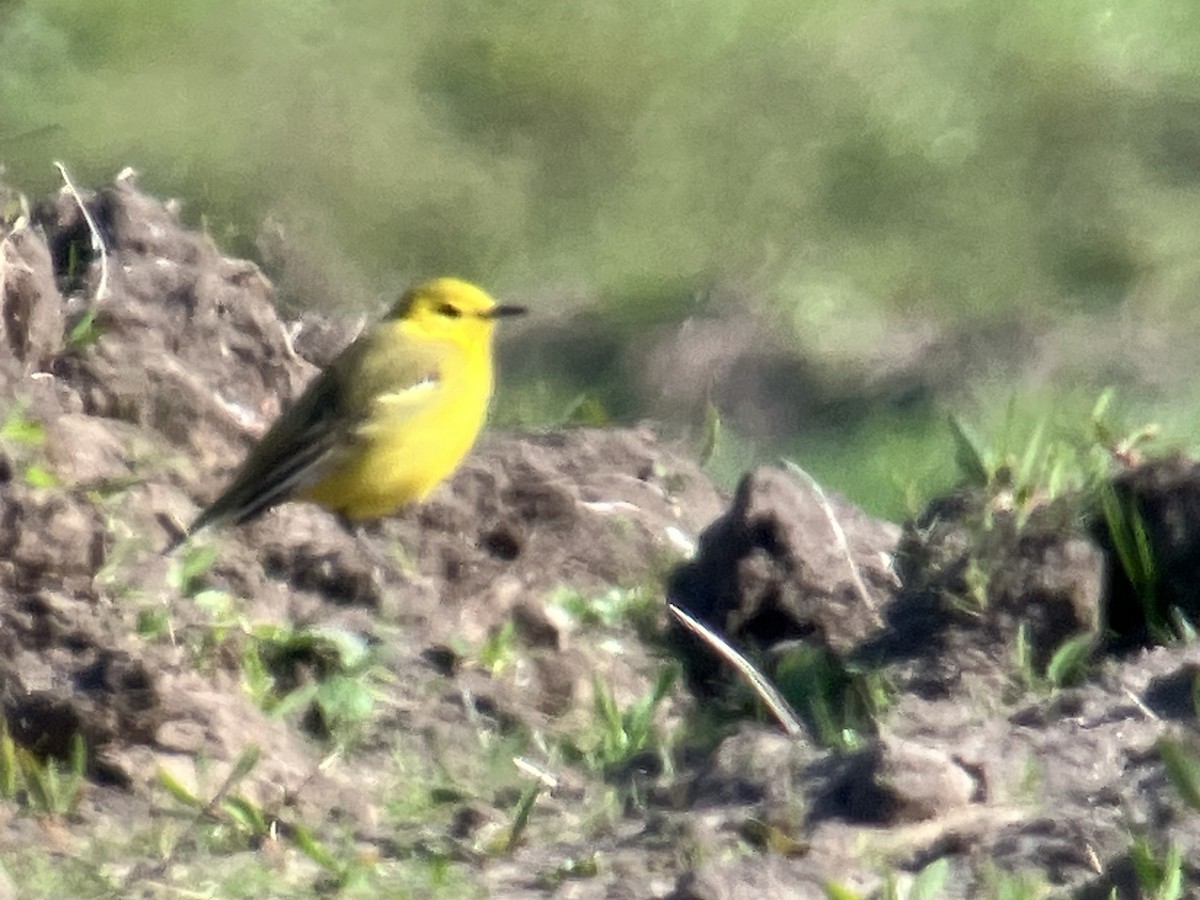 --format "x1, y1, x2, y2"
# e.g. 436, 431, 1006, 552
437, 302, 462, 319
